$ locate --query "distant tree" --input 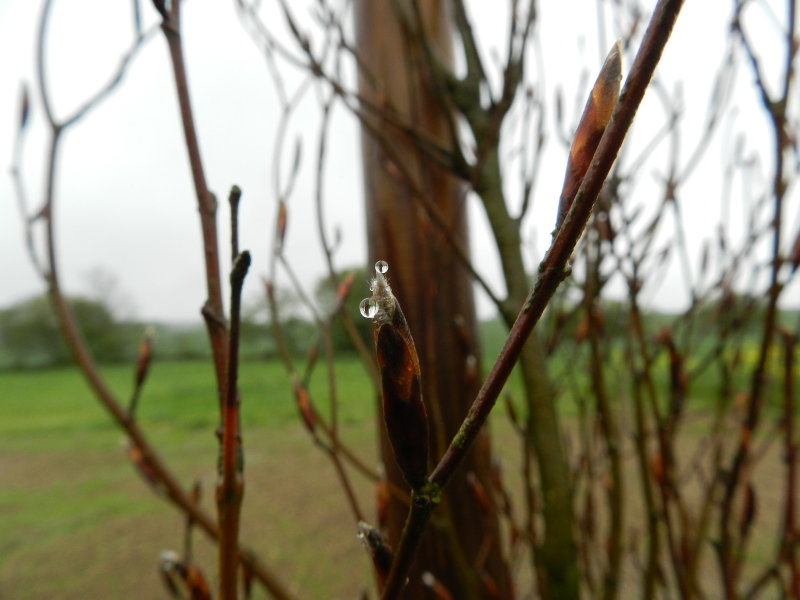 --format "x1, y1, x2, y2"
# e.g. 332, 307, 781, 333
0, 294, 129, 368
